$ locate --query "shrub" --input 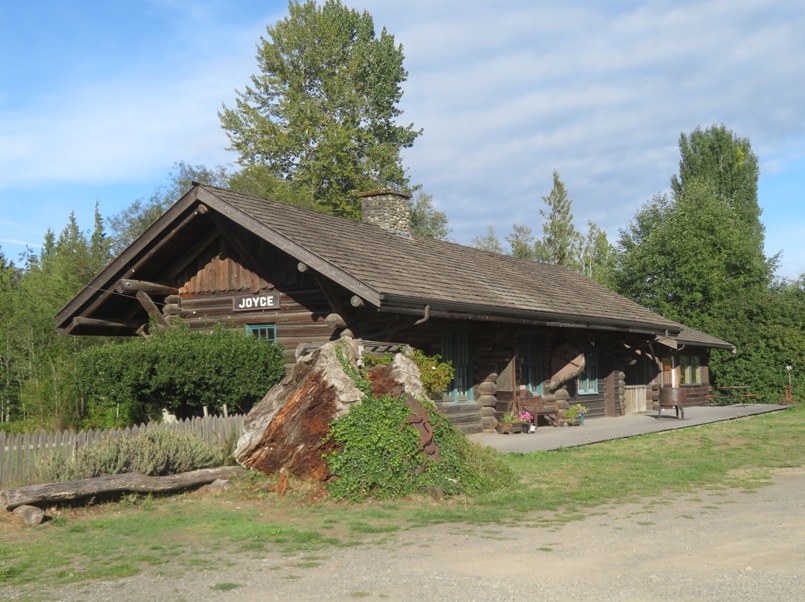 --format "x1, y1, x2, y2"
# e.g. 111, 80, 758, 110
364, 347, 454, 399
72, 323, 286, 427
324, 393, 514, 502
324, 342, 514, 502
36, 429, 223, 482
